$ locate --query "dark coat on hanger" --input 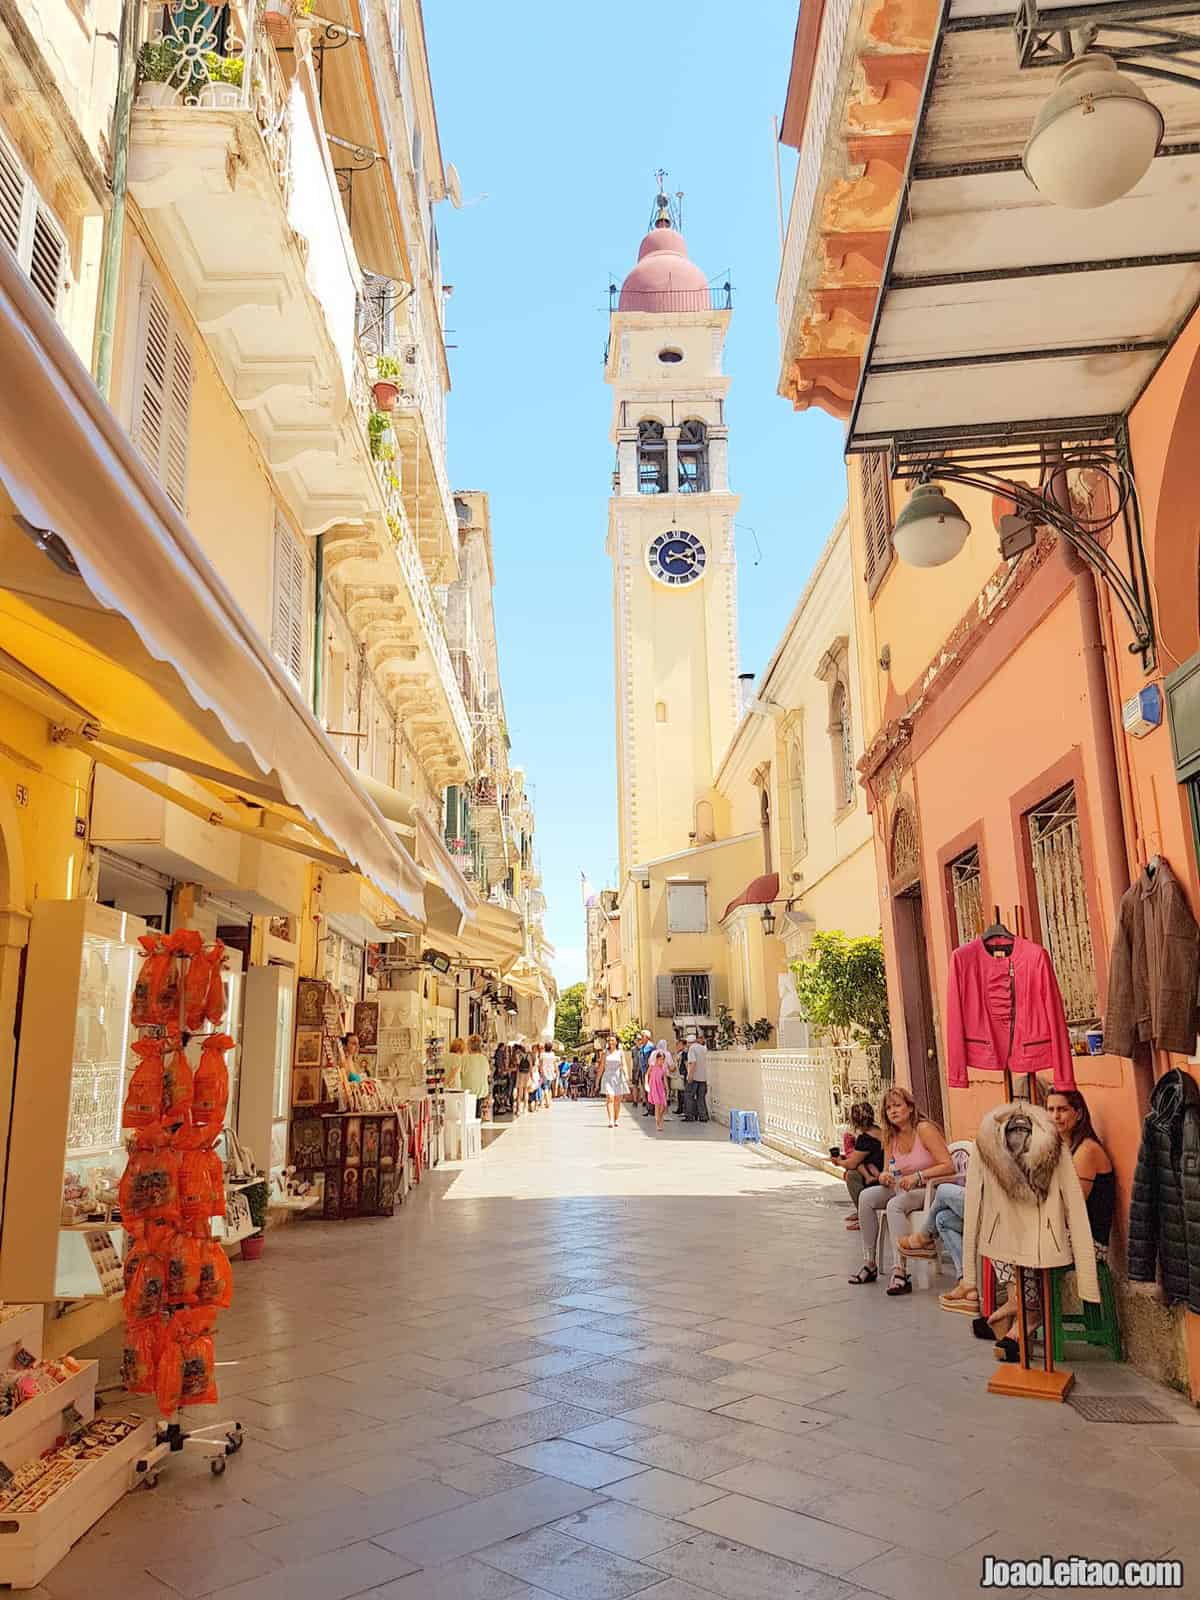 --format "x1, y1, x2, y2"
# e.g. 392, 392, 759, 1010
1106, 861, 1200, 1059
1128, 1068, 1200, 1312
